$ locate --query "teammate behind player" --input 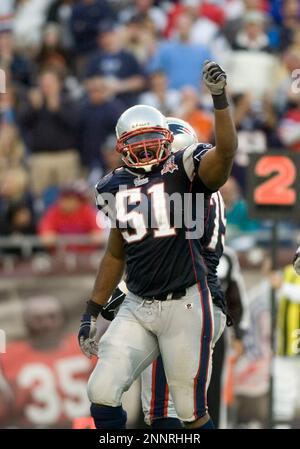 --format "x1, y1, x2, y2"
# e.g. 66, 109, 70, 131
78, 60, 237, 430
